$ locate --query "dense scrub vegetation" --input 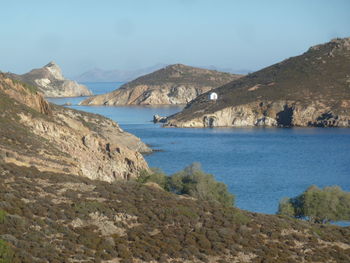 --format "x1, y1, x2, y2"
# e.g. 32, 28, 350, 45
1, 162, 350, 262
278, 185, 350, 224
137, 163, 234, 207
